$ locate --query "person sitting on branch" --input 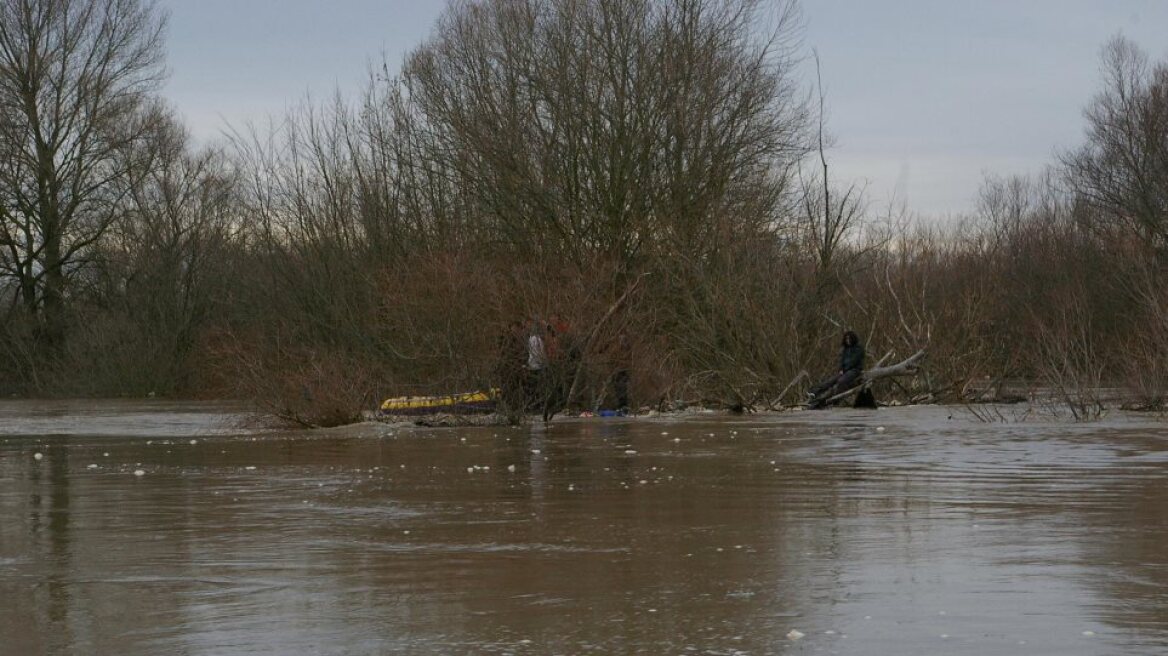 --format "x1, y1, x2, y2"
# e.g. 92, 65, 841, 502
808, 330, 865, 408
